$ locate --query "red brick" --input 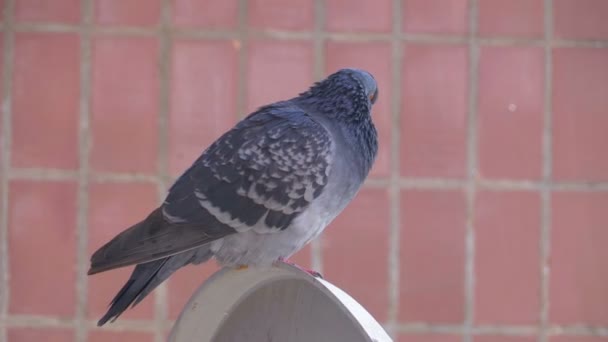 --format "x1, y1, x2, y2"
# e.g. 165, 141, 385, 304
554, 0, 608, 40
88, 331, 155, 342
551, 338, 608, 342
247, 41, 313, 113
478, 47, 543, 180
167, 262, 220, 319
403, 0, 468, 34
400, 45, 468, 178
15, 0, 80, 23
326, 0, 392, 32
475, 191, 541, 324
91, 37, 159, 173
95, 0, 161, 26
399, 190, 466, 323
478, 0, 544, 38
475, 337, 537, 342
173, 0, 238, 29
0, 35, 3, 169
87, 182, 158, 320
323, 188, 390, 322
12, 33, 79, 169
551, 192, 608, 325
8, 180, 77, 316
169, 40, 238, 176
553, 49, 608, 181
397, 334, 462, 342
8, 328, 74, 342
248, 0, 313, 30
325, 42, 391, 178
